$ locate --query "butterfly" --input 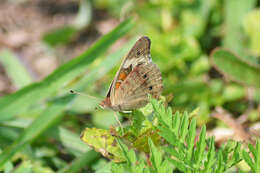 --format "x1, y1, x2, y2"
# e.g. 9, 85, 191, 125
99, 36, 163, 111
